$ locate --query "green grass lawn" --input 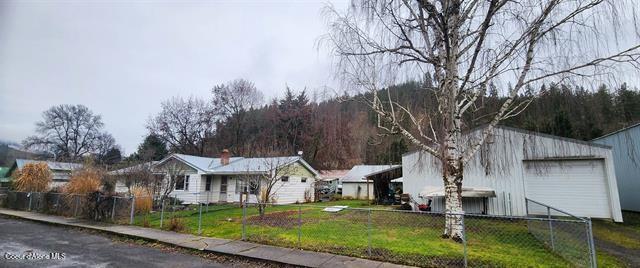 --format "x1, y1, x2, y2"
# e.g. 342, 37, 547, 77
591, 211, 640, 267
133, 200, 603, 267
